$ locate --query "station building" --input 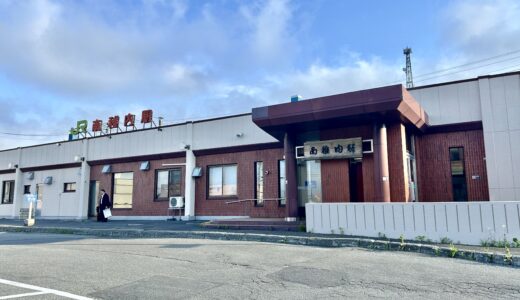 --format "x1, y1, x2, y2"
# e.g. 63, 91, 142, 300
0, 71, 519, 220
